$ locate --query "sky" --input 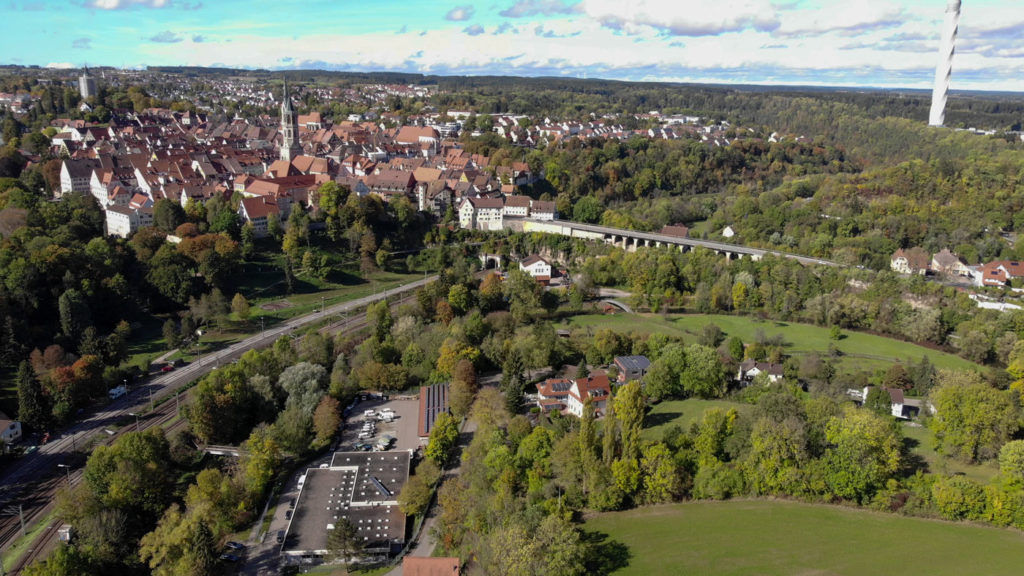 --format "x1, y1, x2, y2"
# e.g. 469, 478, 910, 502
3, 0, 1024, 92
